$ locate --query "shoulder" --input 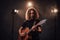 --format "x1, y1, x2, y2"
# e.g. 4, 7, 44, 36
21, 20, 29, 28
22, 20, 29, 25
